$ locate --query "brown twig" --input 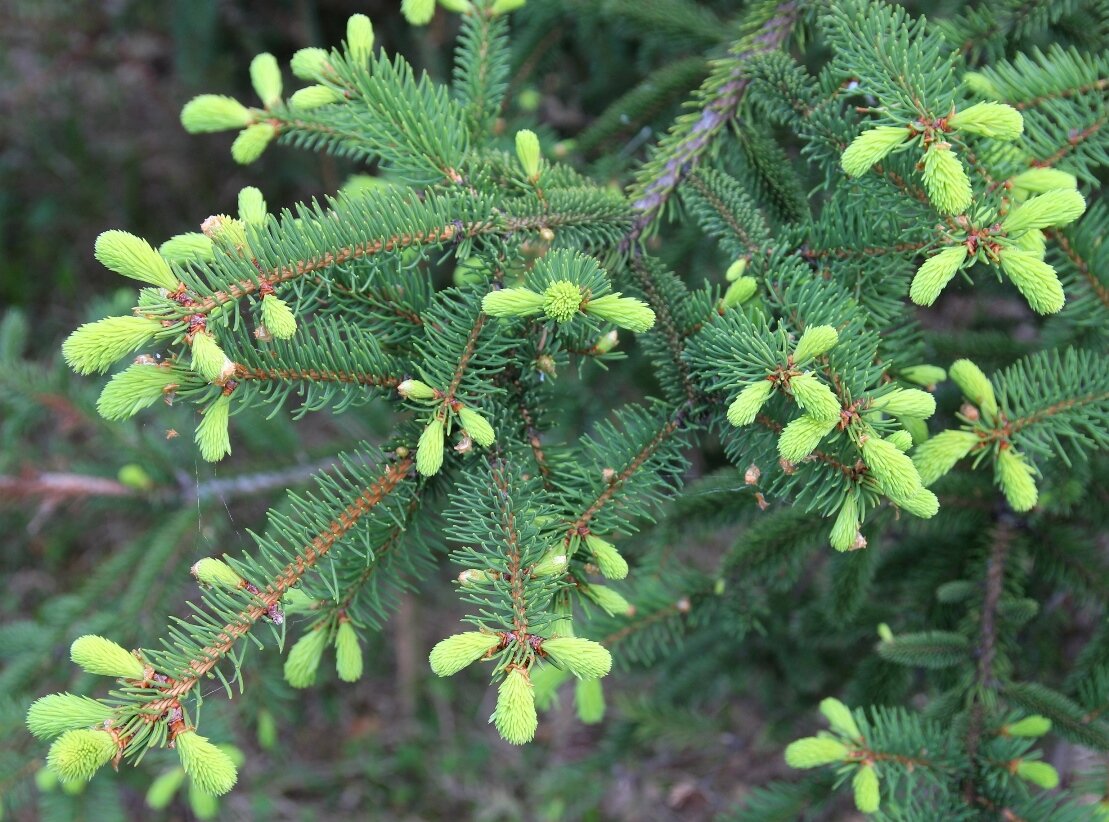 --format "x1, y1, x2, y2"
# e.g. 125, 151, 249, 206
143, 458, 411, 716
963, 511, 1017, 804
